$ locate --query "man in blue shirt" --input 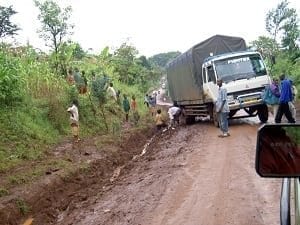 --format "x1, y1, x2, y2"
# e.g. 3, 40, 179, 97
275, 74, 295, 123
